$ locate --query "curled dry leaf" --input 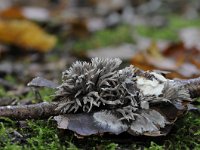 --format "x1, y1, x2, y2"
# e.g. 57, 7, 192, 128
0, 20, 57, 52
